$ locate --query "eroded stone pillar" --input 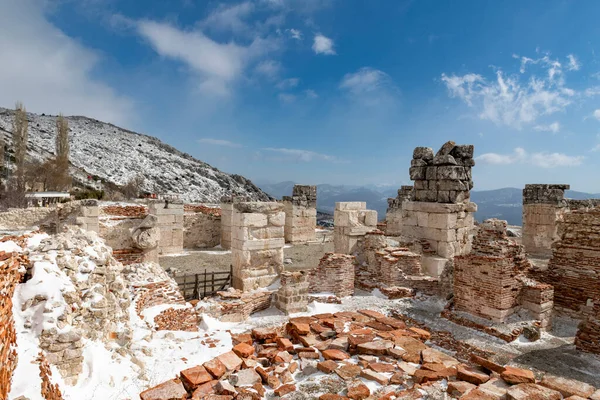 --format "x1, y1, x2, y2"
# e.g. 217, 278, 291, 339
283, 184, 317, 243
231, 202, 285, 292
148, 200, 184, 255
308, 253, 355, 298
522, 184, 569, 258
220, 202, 234, 250
274, 271, 309, 314
386, 186, 413, 236
401, 141, 477, 259
333, 202, 377, 254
